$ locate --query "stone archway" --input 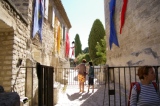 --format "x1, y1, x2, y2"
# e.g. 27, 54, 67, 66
0, 20, 14, 92
0, 0, 29, 96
